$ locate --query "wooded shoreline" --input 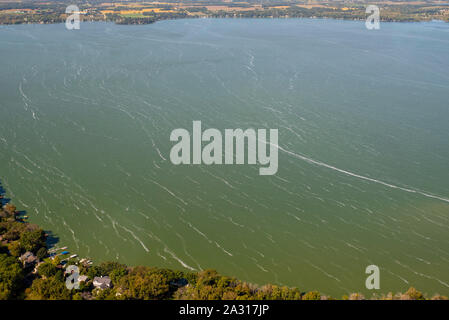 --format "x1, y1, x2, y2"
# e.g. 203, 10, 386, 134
1, 1, 448, 25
